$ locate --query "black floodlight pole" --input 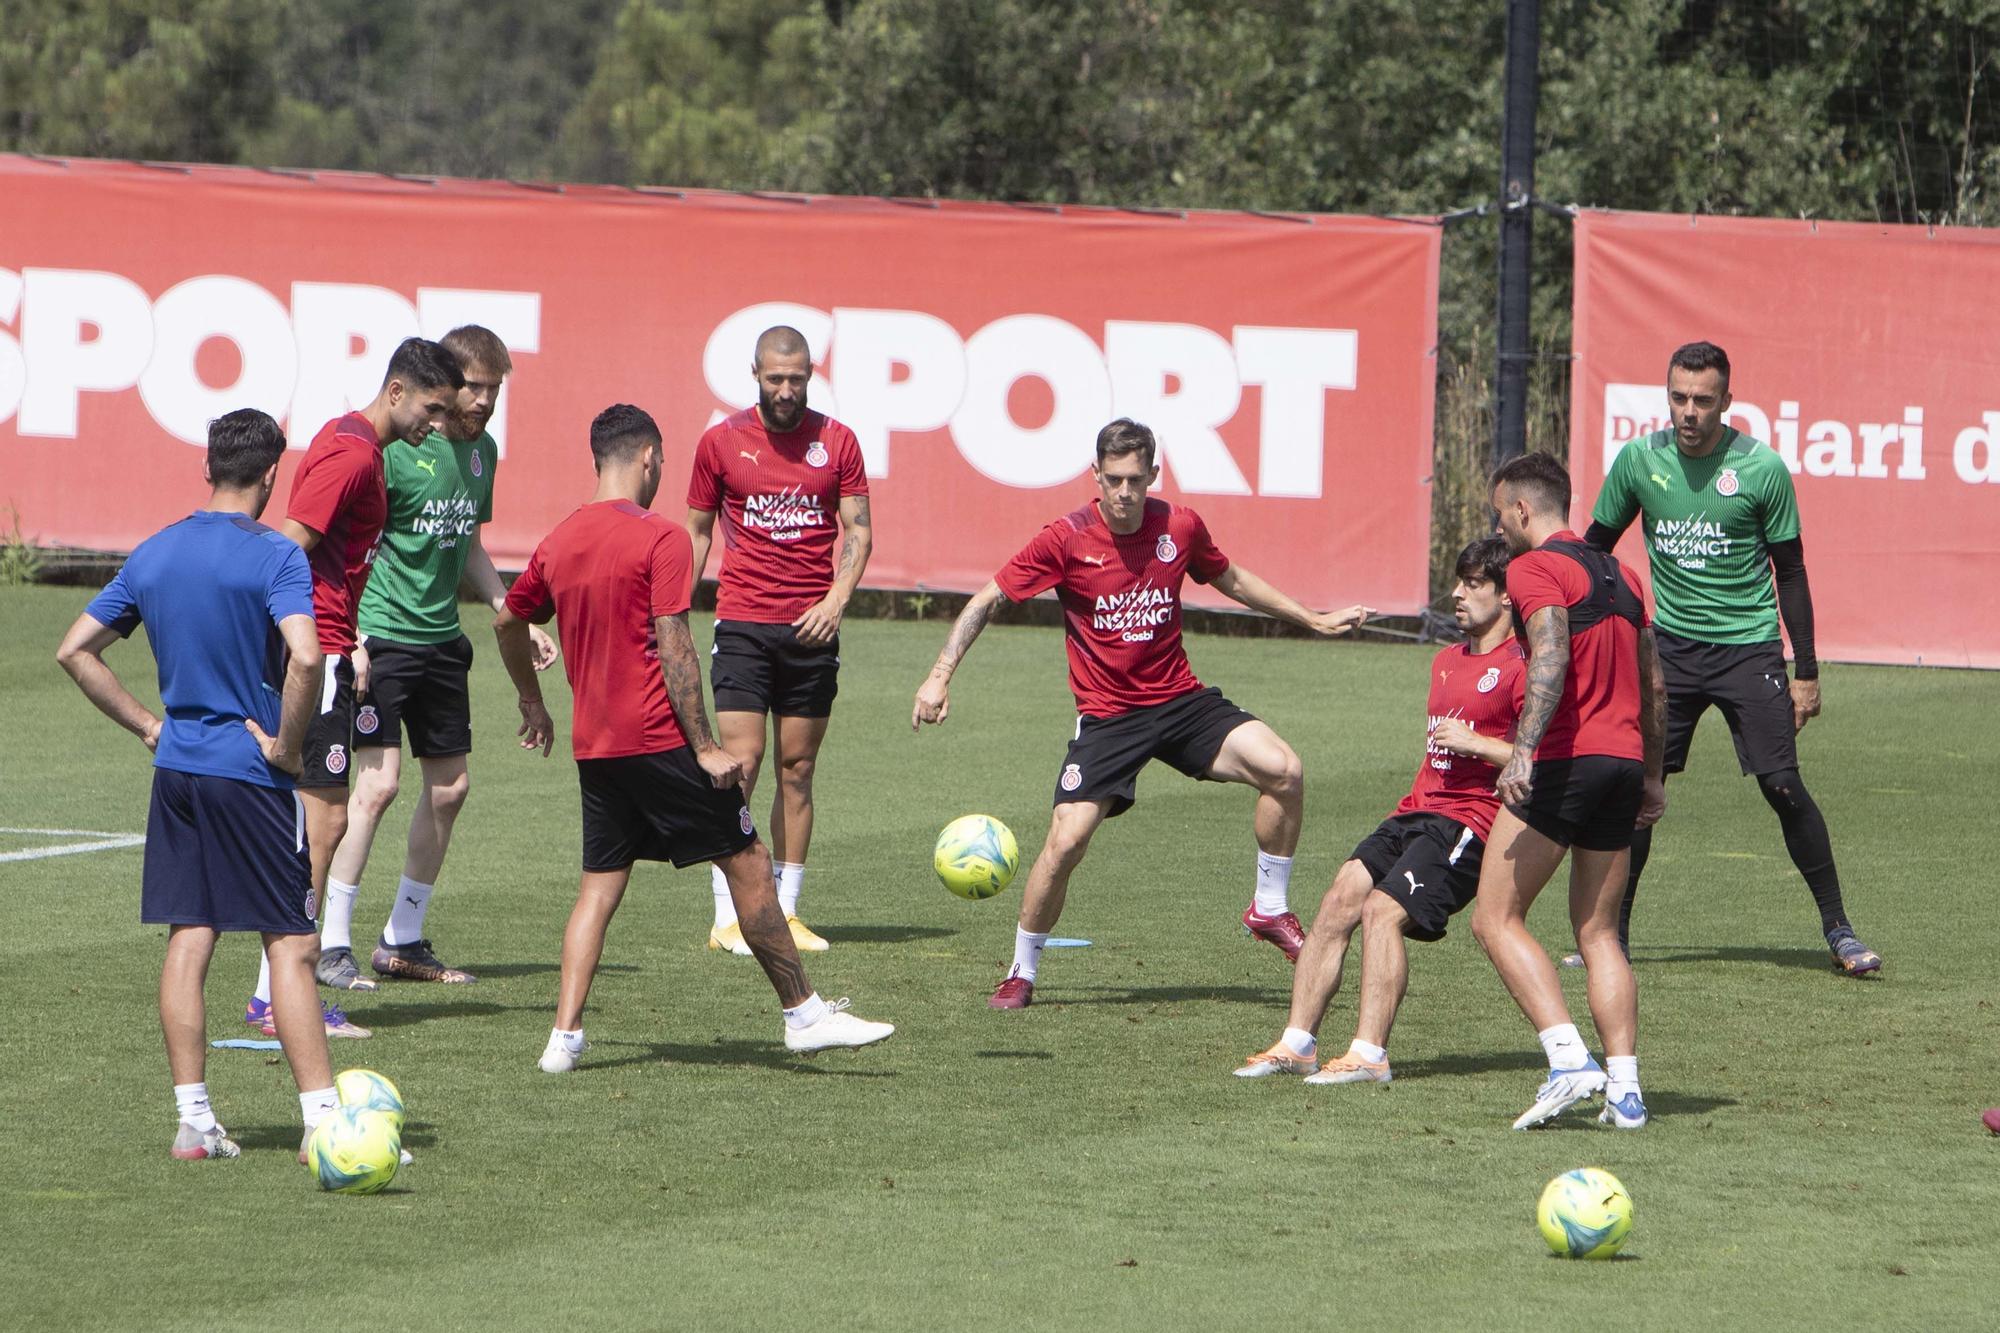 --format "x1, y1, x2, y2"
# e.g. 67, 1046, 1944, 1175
1495, 0, 1540, 465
